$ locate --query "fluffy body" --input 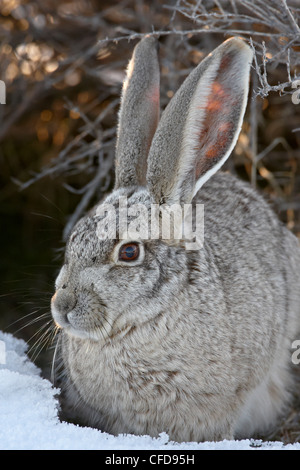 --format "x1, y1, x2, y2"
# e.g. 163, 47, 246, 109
51, 37, 300, 442
54, 173, 300, 442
